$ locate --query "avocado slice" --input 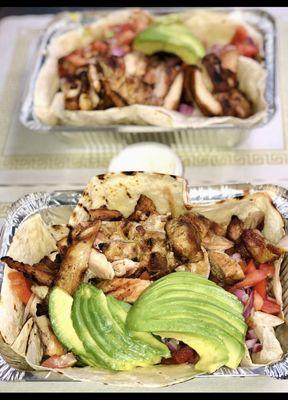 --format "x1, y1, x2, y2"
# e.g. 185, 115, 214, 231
145, 297, 246, 336
72, 284, 170, 370
48, 286, 101, 367
158, 331, 228, 373
134, 23, 205, 65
